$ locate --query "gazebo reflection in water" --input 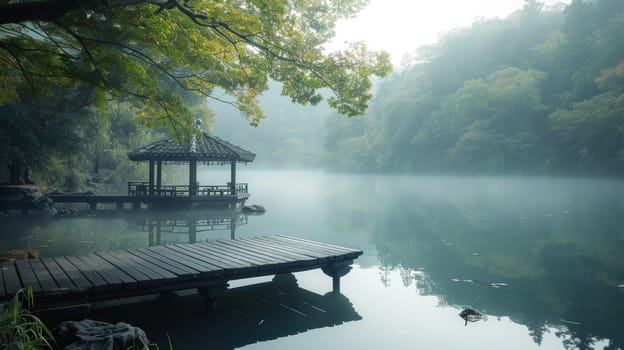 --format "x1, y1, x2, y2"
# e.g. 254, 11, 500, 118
127, 209, 249, 246
126, 127, 255, 210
